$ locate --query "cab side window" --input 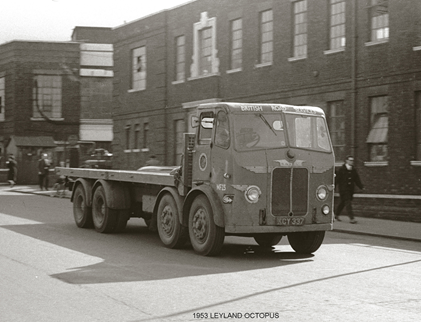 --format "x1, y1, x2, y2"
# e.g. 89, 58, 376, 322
198, 112, 214, 144
215, 111, 230, 149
